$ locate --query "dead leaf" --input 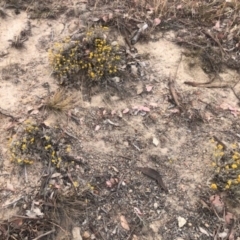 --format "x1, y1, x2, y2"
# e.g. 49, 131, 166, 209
210, 194, 224, 213
6, 182, 15, 192
51, 172, 61, 178
199, 227, 209, 236
123, 108, 129, 114
10, 218, 23, 229
219, 103, 240, 117
137, 167, 168, 192
153, 18, 161, 26
229, 229, 235, 240
102, 15, 108, 22
111, 110, 116, 115
139, 106, 150, 112
225, 212, 234, 225
177, 4, 182, 9
120, 215, 130, 231
133, 106, 150, 112
95, 125, 100, 131
168, 108, 180, 113
149, 103, 158, 107
213, 20, 220, 31
31, 109, 39, 115
106, 178, 119, 188
146, 85, 153, 92
134, 207, 143, 215
91, 17, 100, 22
